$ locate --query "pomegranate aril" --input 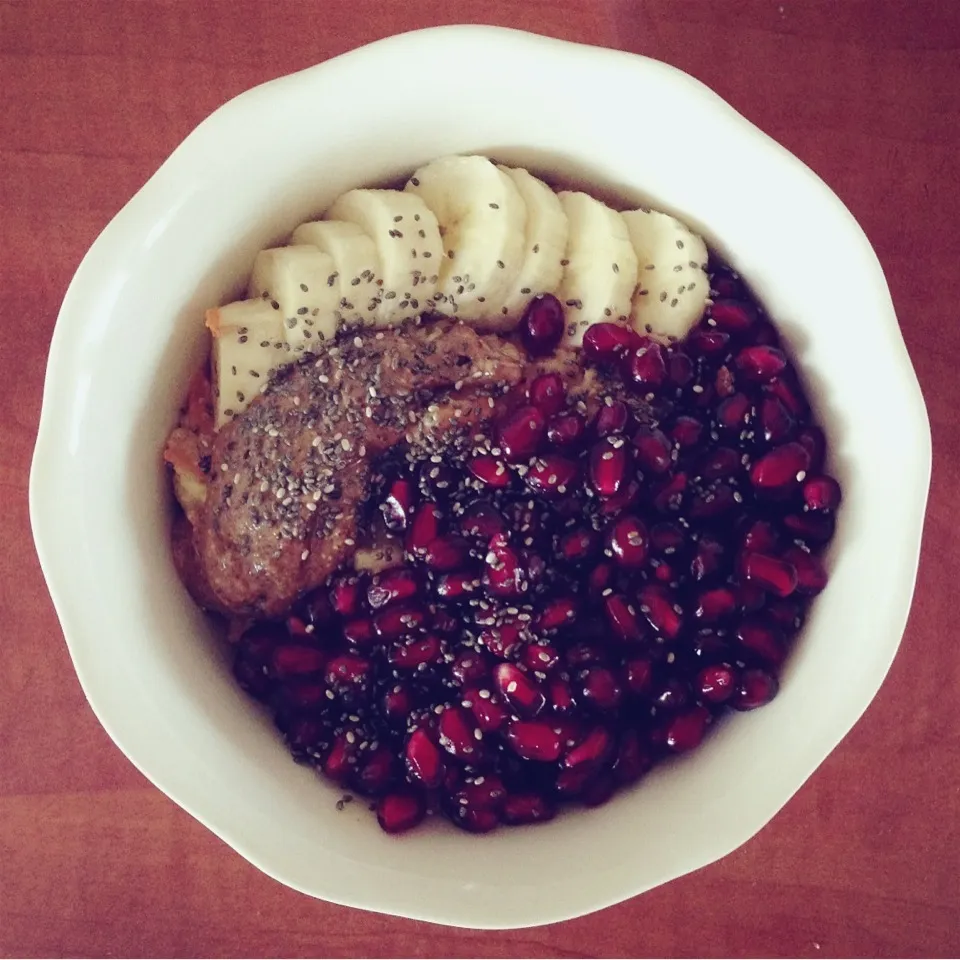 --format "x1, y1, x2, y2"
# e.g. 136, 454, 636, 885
716, 392, 752, 432
468, 455, 511, 489
285, 615, 310, 640
558, 527, 598, 565
435, 571, 479, 600
280, 681, 327, 711
459, 500, 507, 541
688, 328, 731, 356
689, 632, 731, 664
493, 663, 547, 717
760, 395, 796, 443
520, 294, 565, 356
802, 475, 842, 512
525, 455, 578, 497
665, 705, 710, 752
579, 666, 623, 712
527, 372, 566, 417
783, 511, 836, 545
690, 483, 738, 520
696, 663, 738, 704
626, 341, 667, 390
737, 617, 786, 666
501, 792, 556, 825
632, 425, 673, 474
767, 598, 804, 631
467, 690, 508, 733
483, 533, 526, 598
547, 411, 587, 449
506, 719, 562, 762
535, 596, 578, 632
743, 519, 780, 554
451, 804, 500, 833
650, 522, 686, 555
797, 426, 826, 473
376, 790, 426, 834
582, 773, 616, 807
272, 645, 326, 678
782, 546, 829, 594
623, 657, 654, 696
587, 562, 615, 602
607, 515, 649, 567
382, 684, 415, 721
668, 350, 695, 388
342, 616, 375, 648
323, 734, 355, 781
736, 345, 788, 382
594, 400, 631, 437
405, 728, 444, 788
638, 584, 683, 639
653, 677, 690, 711
366, 568, 420, 609
324, 653, 371, 690
691, 535, 726, 581
373, 604, 426, 640
709, 268, 745, 299
652, 472, 688, 512
285, 717, 323, 758
522, 642, 560, 673
731, 668, 779, 710
743, 552, 798, 597
422, 535, 470, 572
767, 373, 809, 419
450, 650, 491, 687
498, 404, 546, 461
597, 478, 641, 517
356, 746, 397, 795
709, 298, 756, 333
694, 587, 737, 622
670, 415, 705, 448
589, 441, 628, 498
389, 634, 442, 669
612, 729, 653, 785
750, 442, 811, 490
548, 676, 576, 714
381, 477, 416, 531
478, 620, 523, 658
330, 575, 362, 617
603, 594, 645, 642
438, 706, 481, 760
582, 321, 639, 364
555, 765, 595, 799
565, 640, 608, 669
737, 580, 768, 613
405, 501, 443, 554
452, 774, 506, 812
563, 728, 614, 771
